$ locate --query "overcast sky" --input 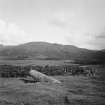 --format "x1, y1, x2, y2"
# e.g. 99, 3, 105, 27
0, 0, 105, 49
